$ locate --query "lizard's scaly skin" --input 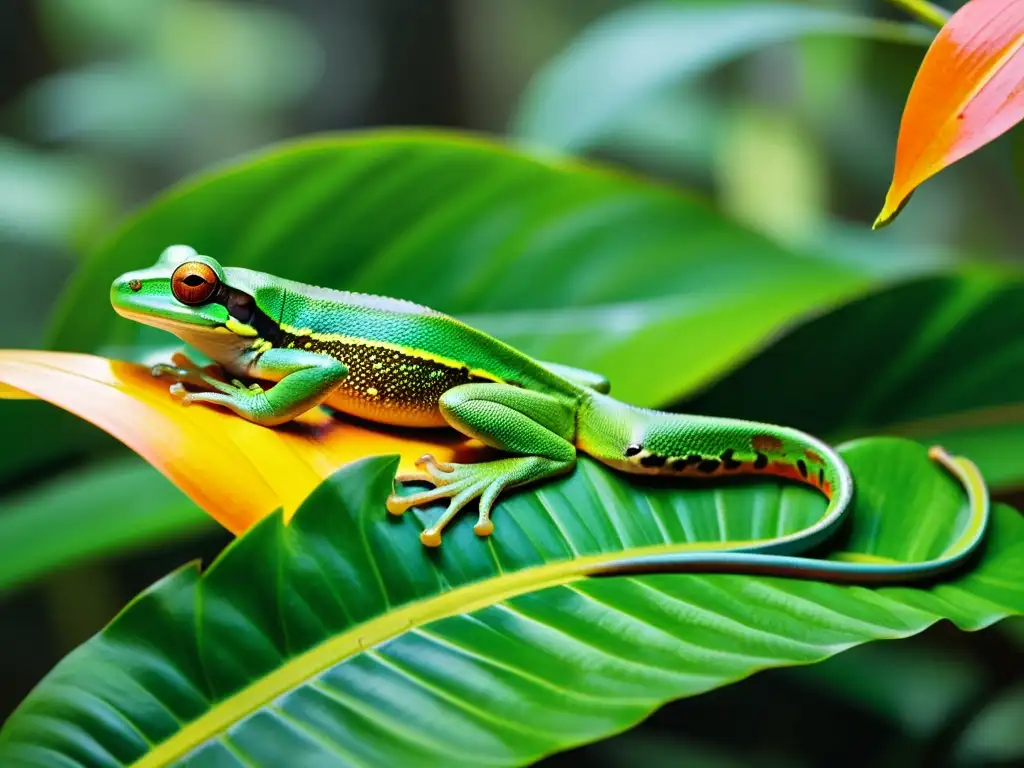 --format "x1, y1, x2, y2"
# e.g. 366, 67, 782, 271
110, 247, 990, 582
